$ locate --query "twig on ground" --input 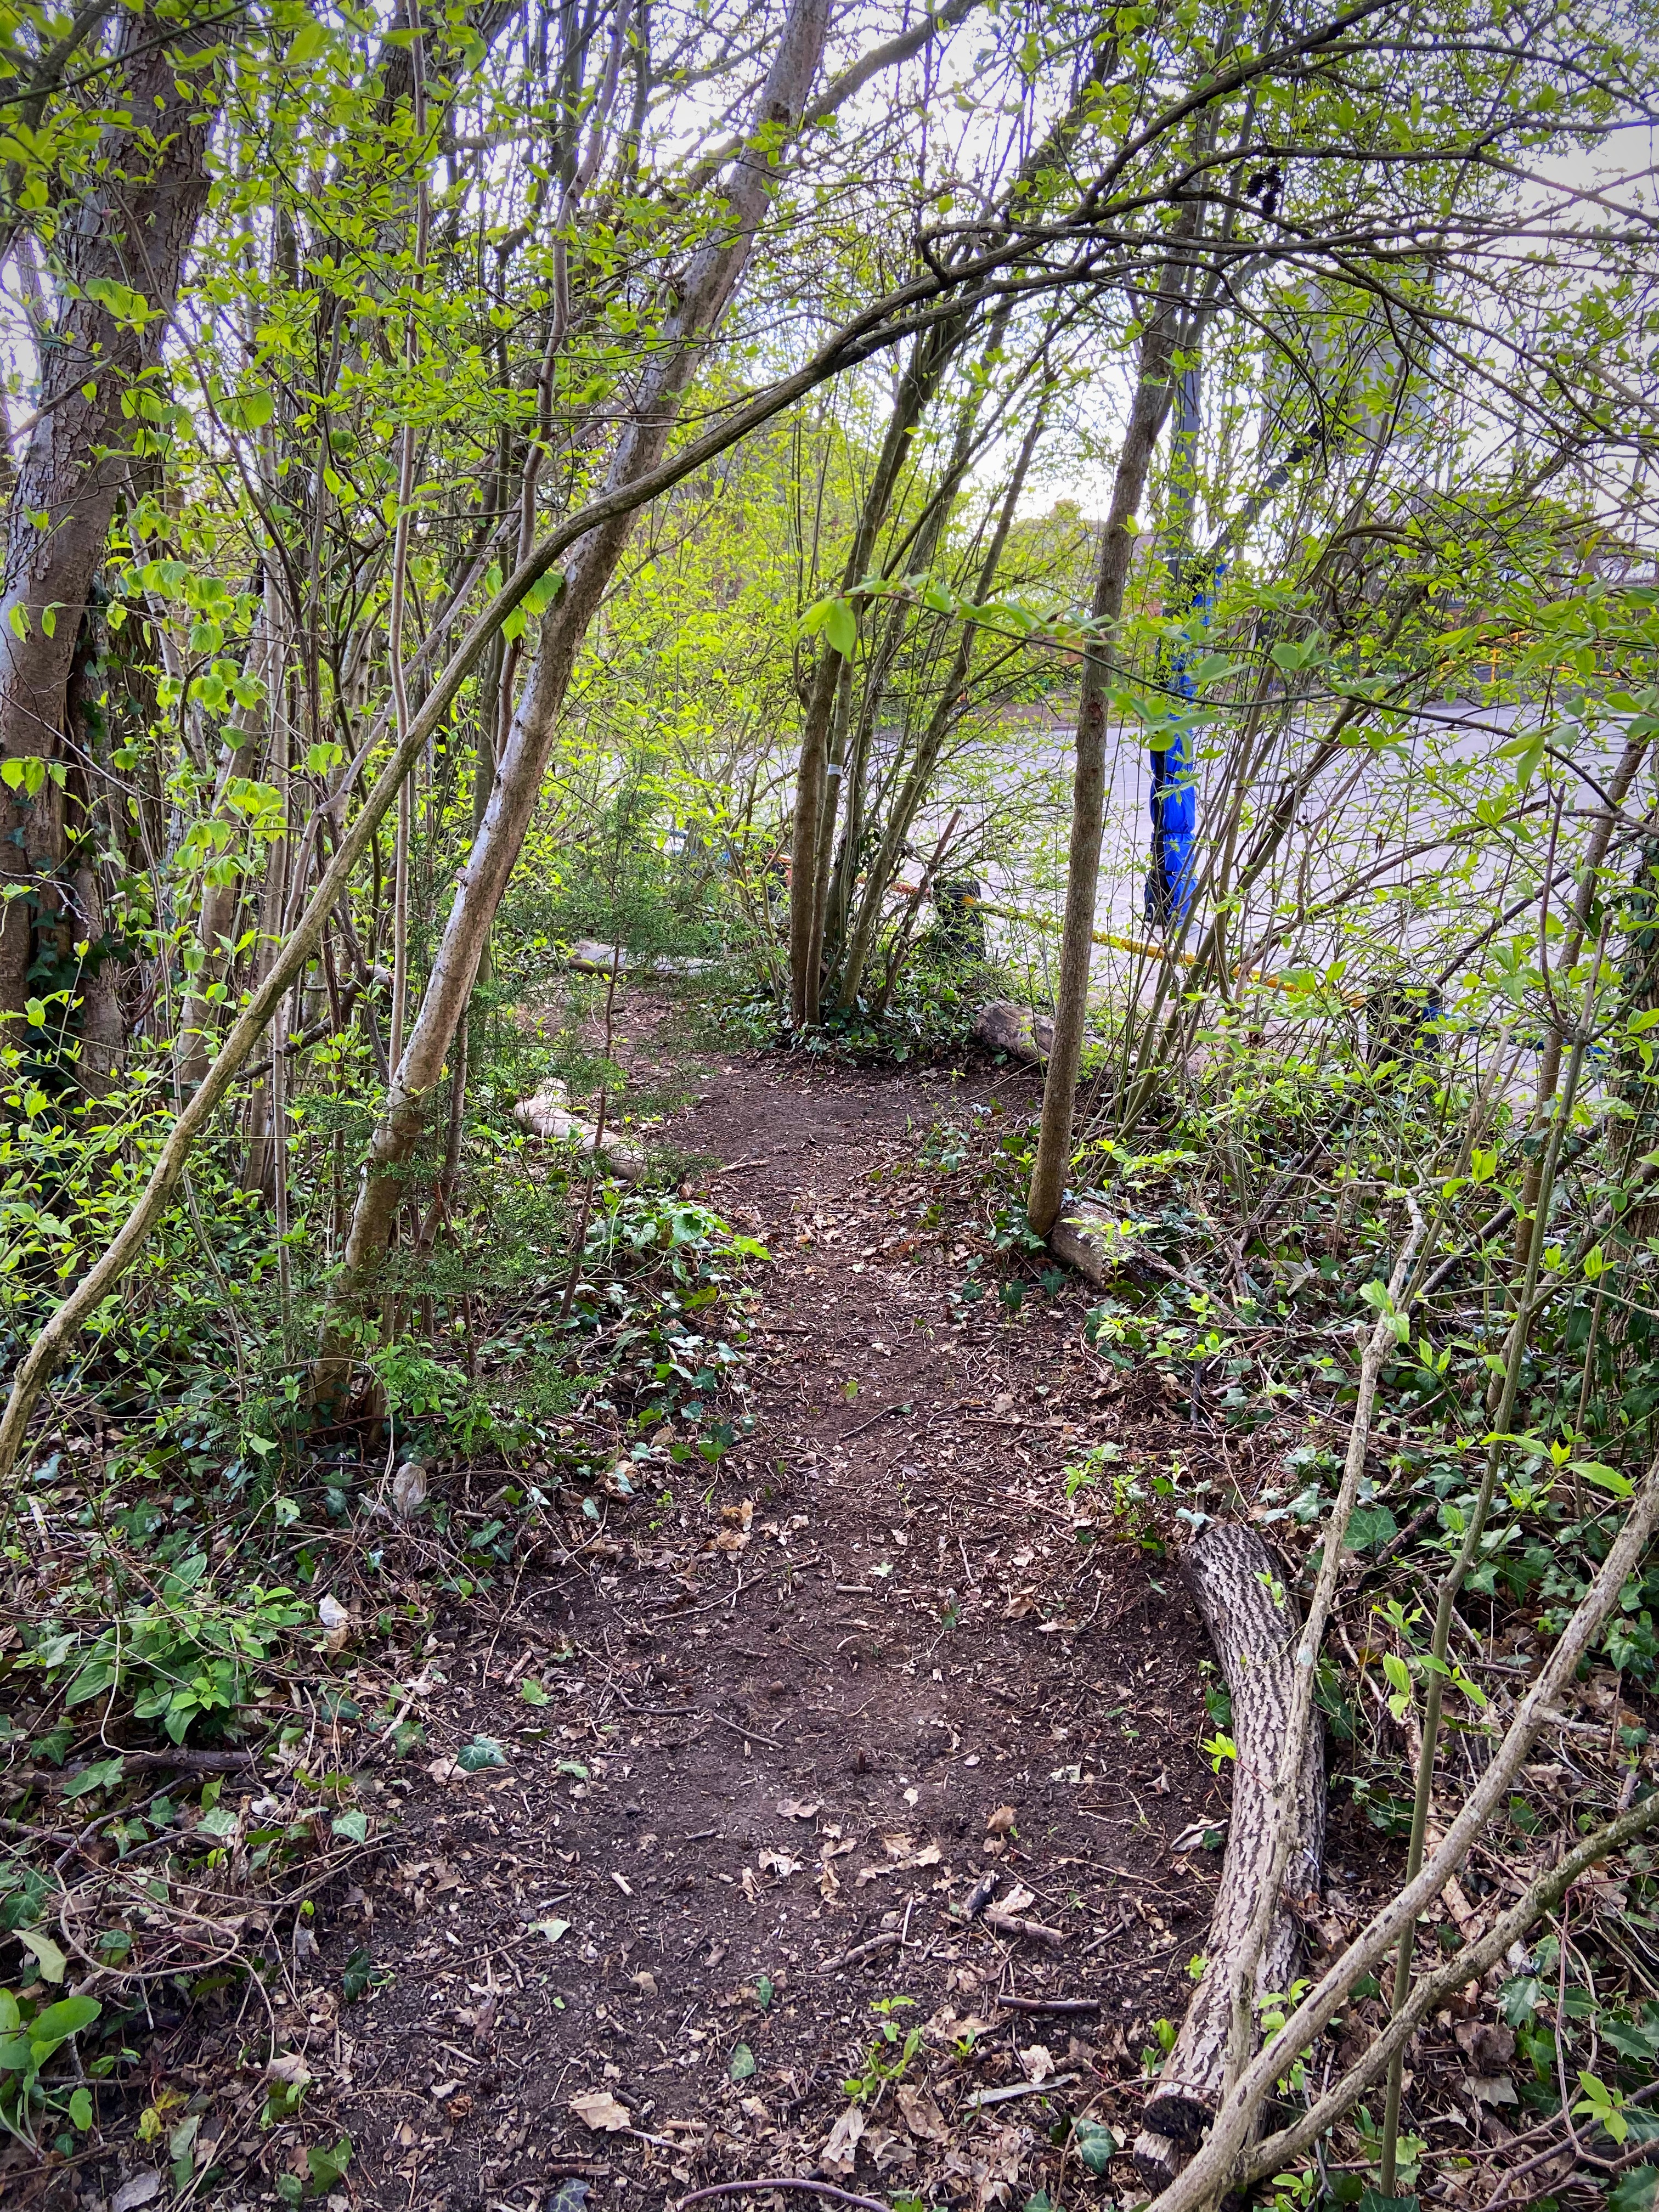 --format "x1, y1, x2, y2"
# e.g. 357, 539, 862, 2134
819, 1930, 905, 1971
840, 1400, 907, 1442
697, 1707, 785, 1746
996, 1993, 1101, 2015
964, 2072, 1080, 2111
983, 1904, 1065, 1945
674, 2184, 888, 2211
